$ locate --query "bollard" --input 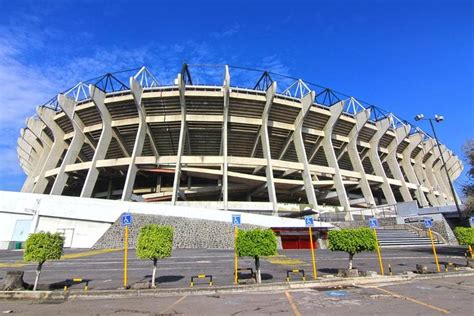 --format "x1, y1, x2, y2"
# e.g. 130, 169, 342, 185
286, 269, 306, 282
63, 278, 90, 292
388, 263, 392, 276
190, 275, 213, 287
